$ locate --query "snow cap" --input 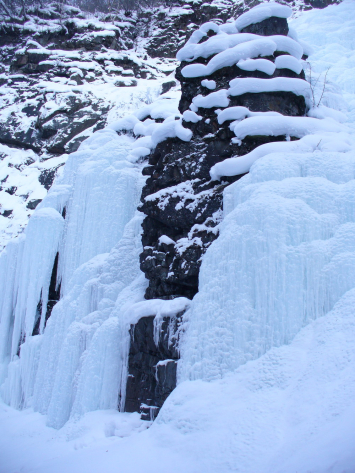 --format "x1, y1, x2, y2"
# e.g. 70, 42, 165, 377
235, 2, 292, 32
